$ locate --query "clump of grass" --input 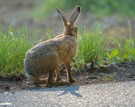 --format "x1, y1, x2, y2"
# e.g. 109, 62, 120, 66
74, 23, 135, 70
104, 19, 135, 64
0, 27, 34, 76
108, 37, 135, 63
75, 24, 108, 69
